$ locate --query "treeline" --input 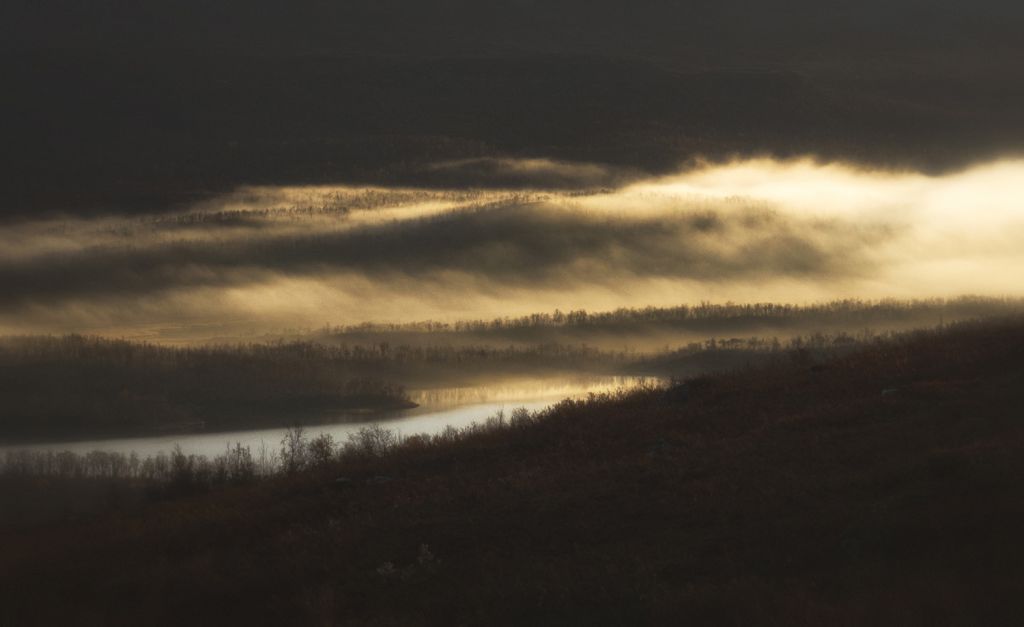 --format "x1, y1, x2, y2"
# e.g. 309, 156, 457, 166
324, 297, 1024, 335
3, 306, 1014, 441
633, 330, 889, 377
1, 410, 540, 489
2, 443, 270, 485
314, 297, 1024, 352
0, 335, 415, 440
0, 406, 553, 525
0, 334, 646, 440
